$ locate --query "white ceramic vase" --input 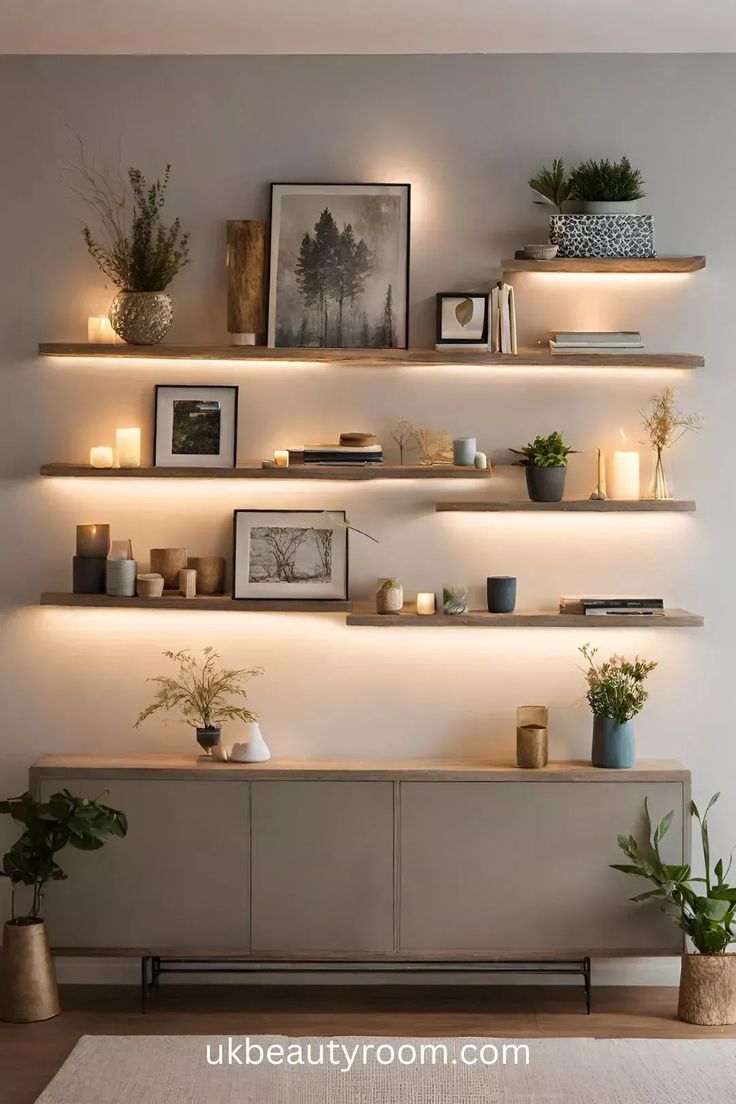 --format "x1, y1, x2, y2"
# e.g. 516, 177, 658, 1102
229, 722, 271, 763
